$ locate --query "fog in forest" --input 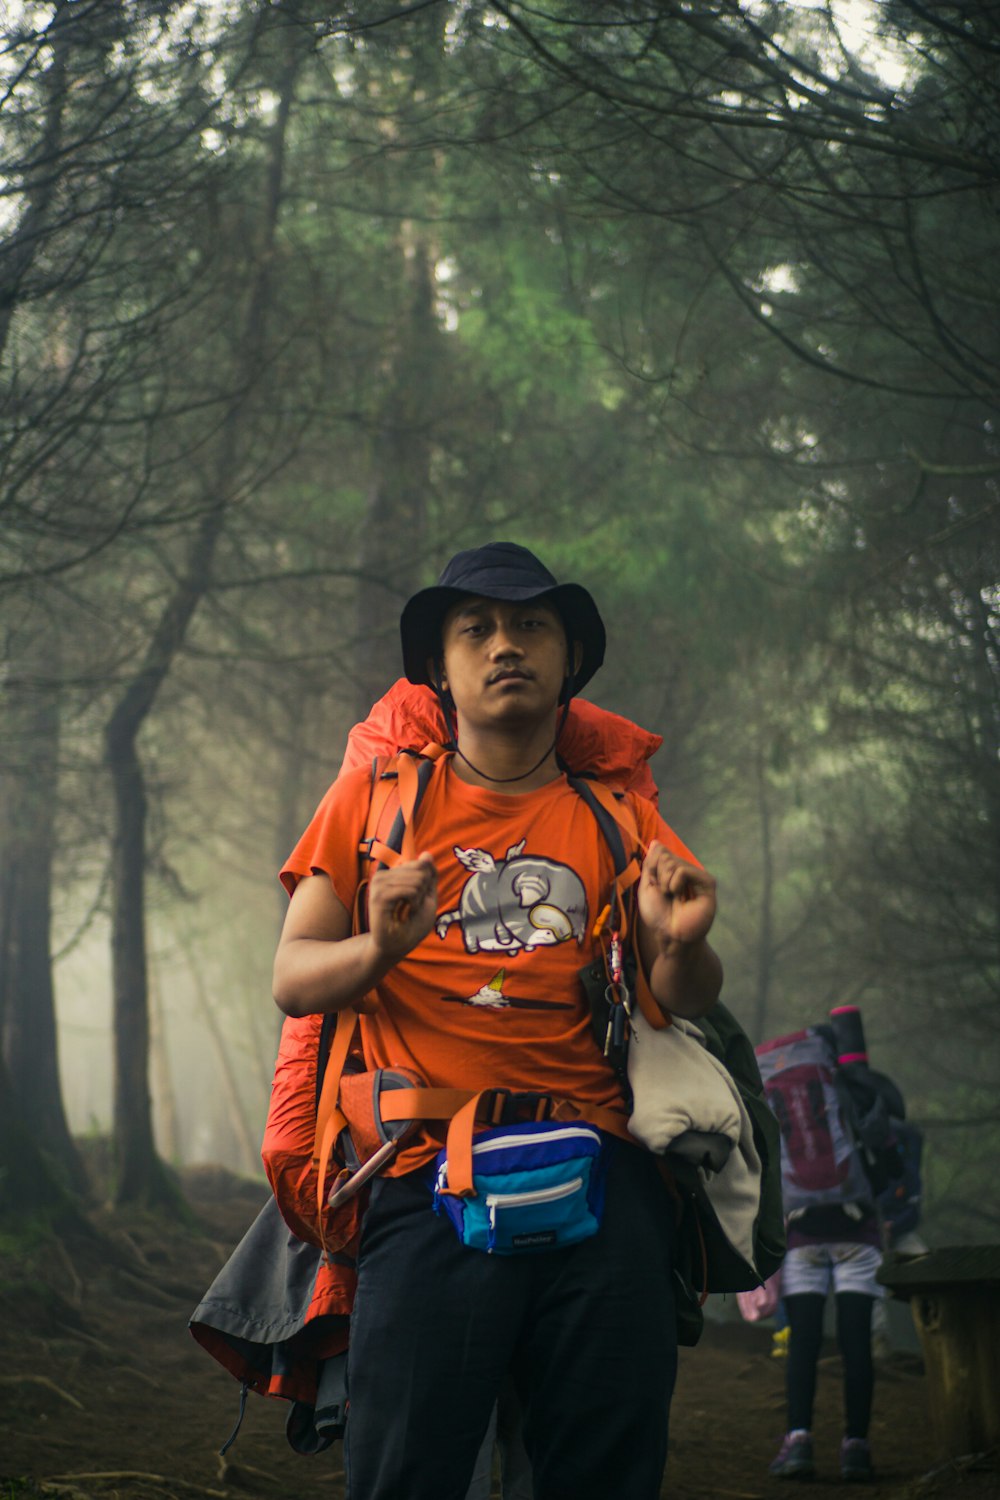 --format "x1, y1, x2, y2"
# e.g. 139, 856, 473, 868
2, 0, 998, 1252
